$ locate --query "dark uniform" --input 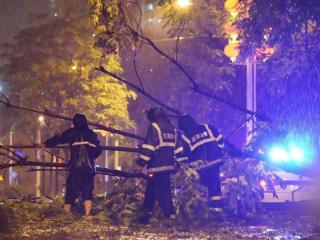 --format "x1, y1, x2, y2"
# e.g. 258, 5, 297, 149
136, 107, 178, 223
44, 114, 102, 205
177, 115, 224, 211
